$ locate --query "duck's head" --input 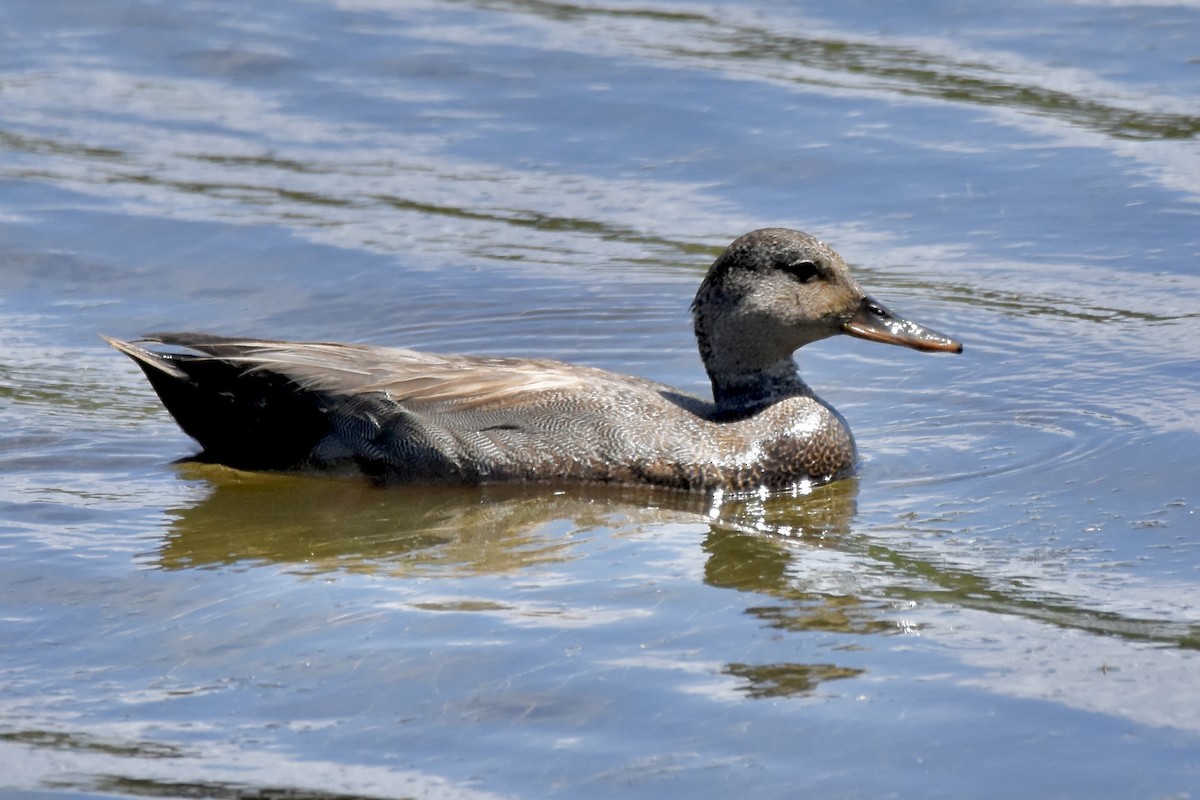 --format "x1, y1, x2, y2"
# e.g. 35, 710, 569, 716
692, 228, 962, 403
